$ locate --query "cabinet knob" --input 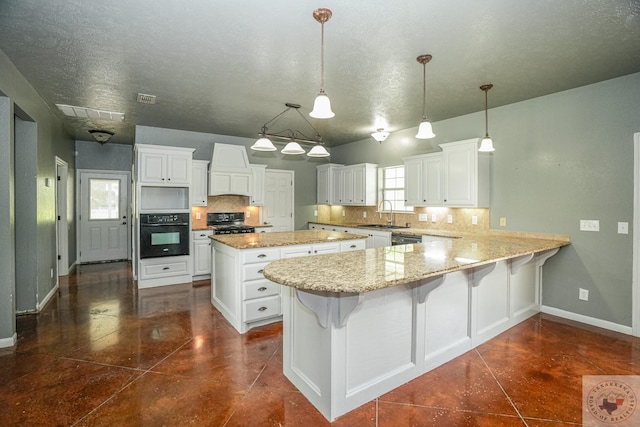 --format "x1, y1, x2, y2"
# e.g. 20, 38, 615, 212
257, 269, 264, 274
308, 250, 312, 254
162, 267, 169, 270
258, 287, 267, 292
350, 244, 356, 248
258, 254, 267, 258
258, 307, 267, 312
